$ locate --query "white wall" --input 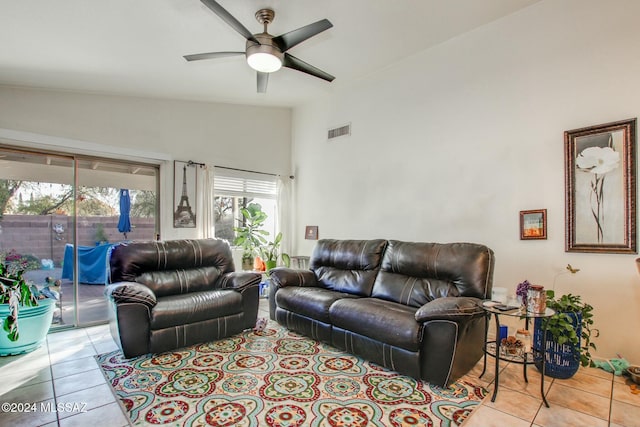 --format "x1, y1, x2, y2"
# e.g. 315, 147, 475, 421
0, 87, 291, 240
291, 0, 640, 363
